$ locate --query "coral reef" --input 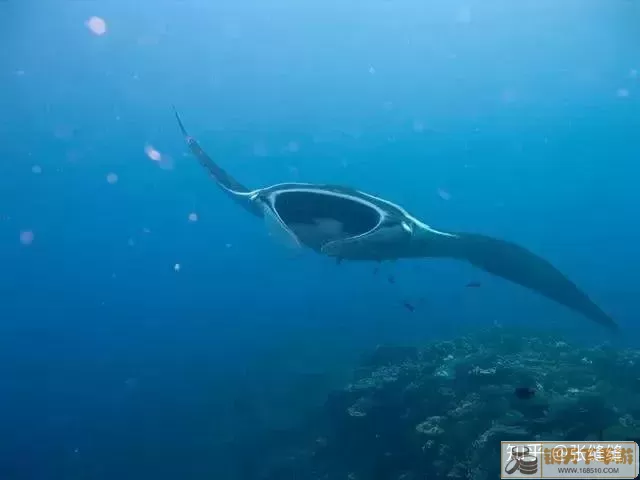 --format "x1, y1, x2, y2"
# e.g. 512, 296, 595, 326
257, 327, 640, 480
